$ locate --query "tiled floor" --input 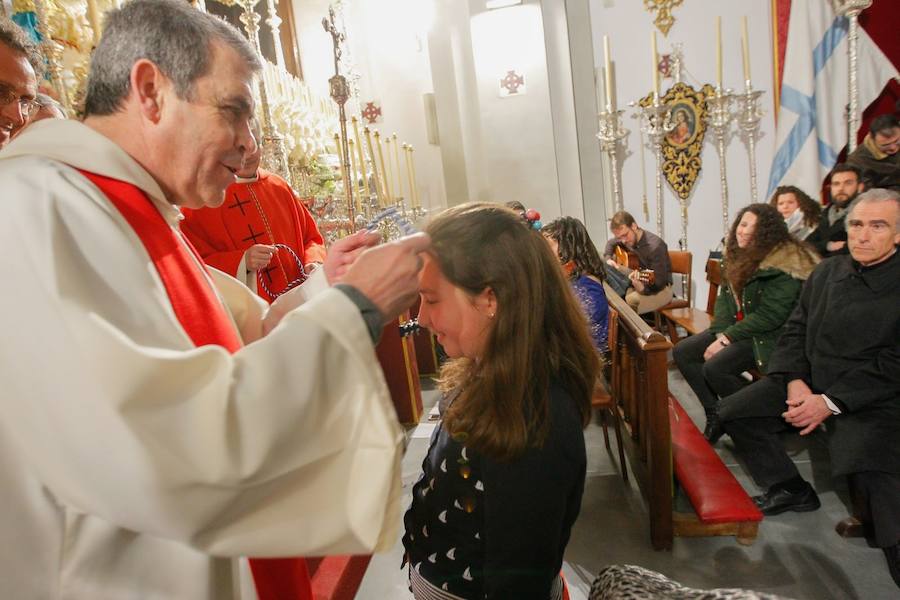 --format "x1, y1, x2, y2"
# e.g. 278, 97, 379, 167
356, 370, 898, 599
